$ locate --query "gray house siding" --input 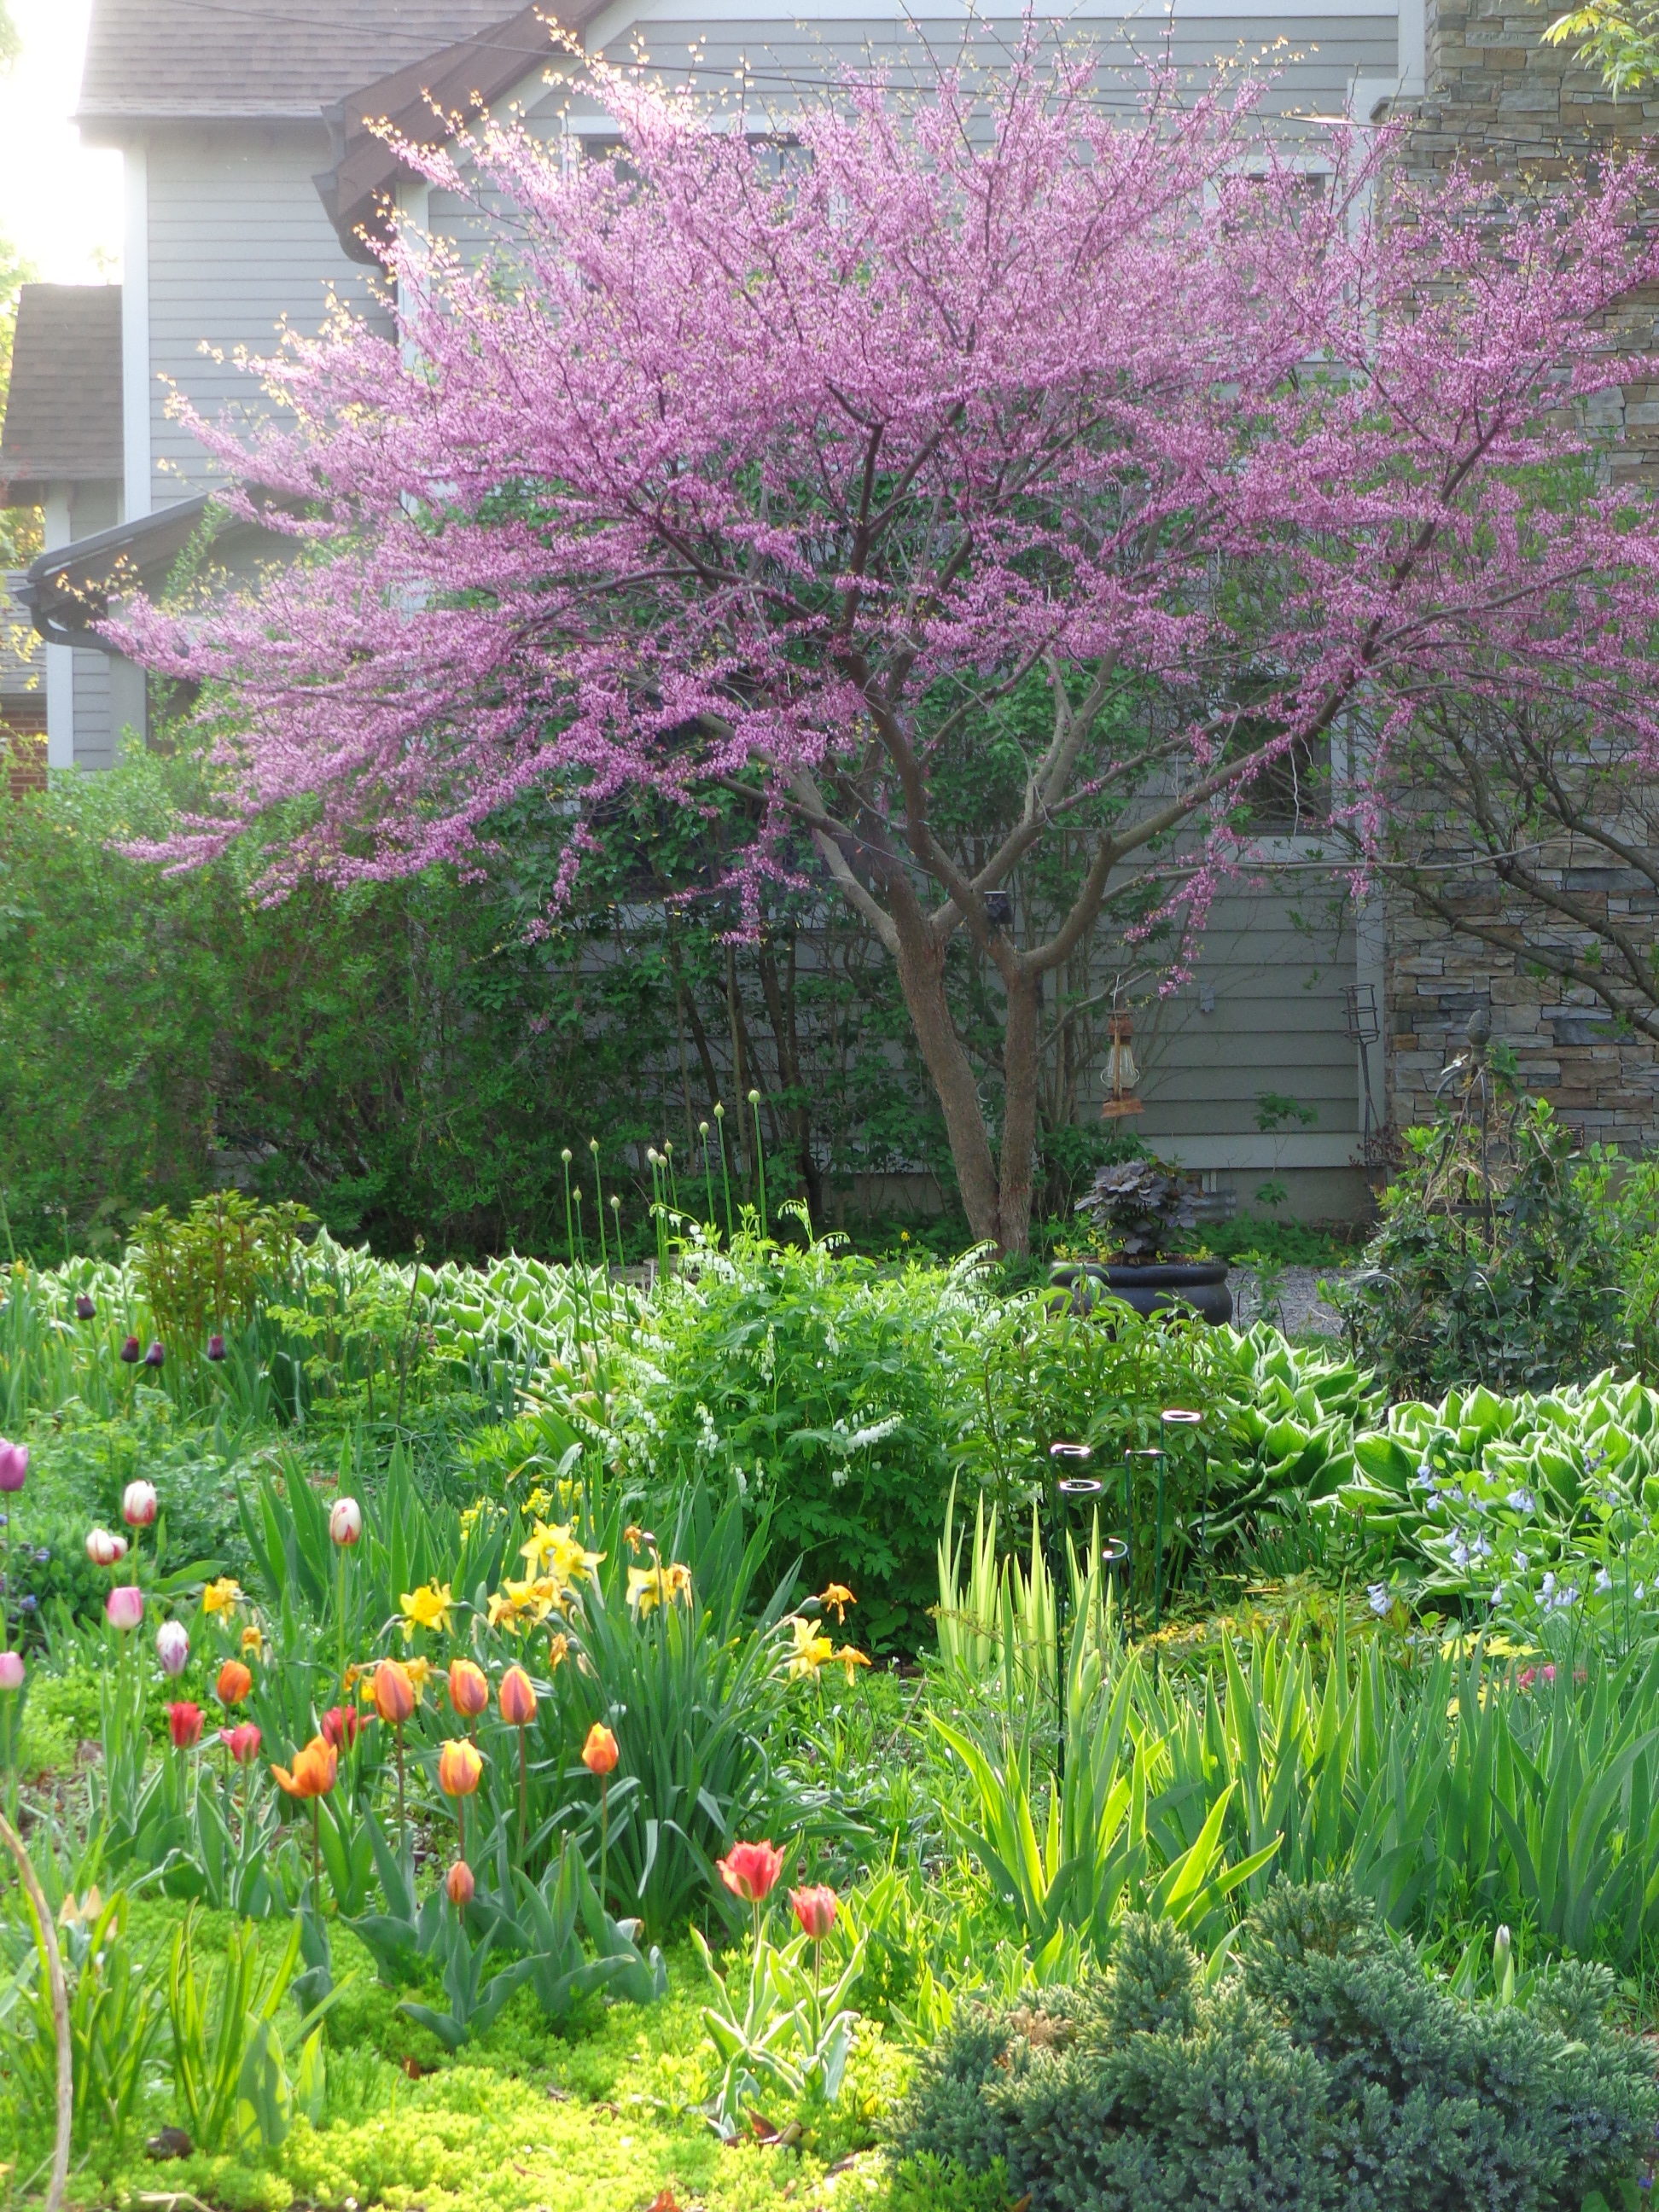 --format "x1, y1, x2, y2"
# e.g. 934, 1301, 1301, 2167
143, 125, 390, 509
